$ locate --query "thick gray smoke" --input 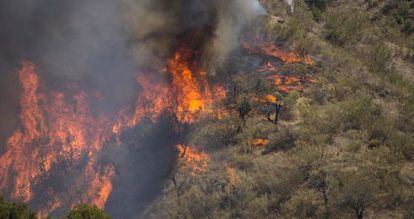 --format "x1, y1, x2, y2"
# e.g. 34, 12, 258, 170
0, 0, 264, 146
0, 0, 263, 216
